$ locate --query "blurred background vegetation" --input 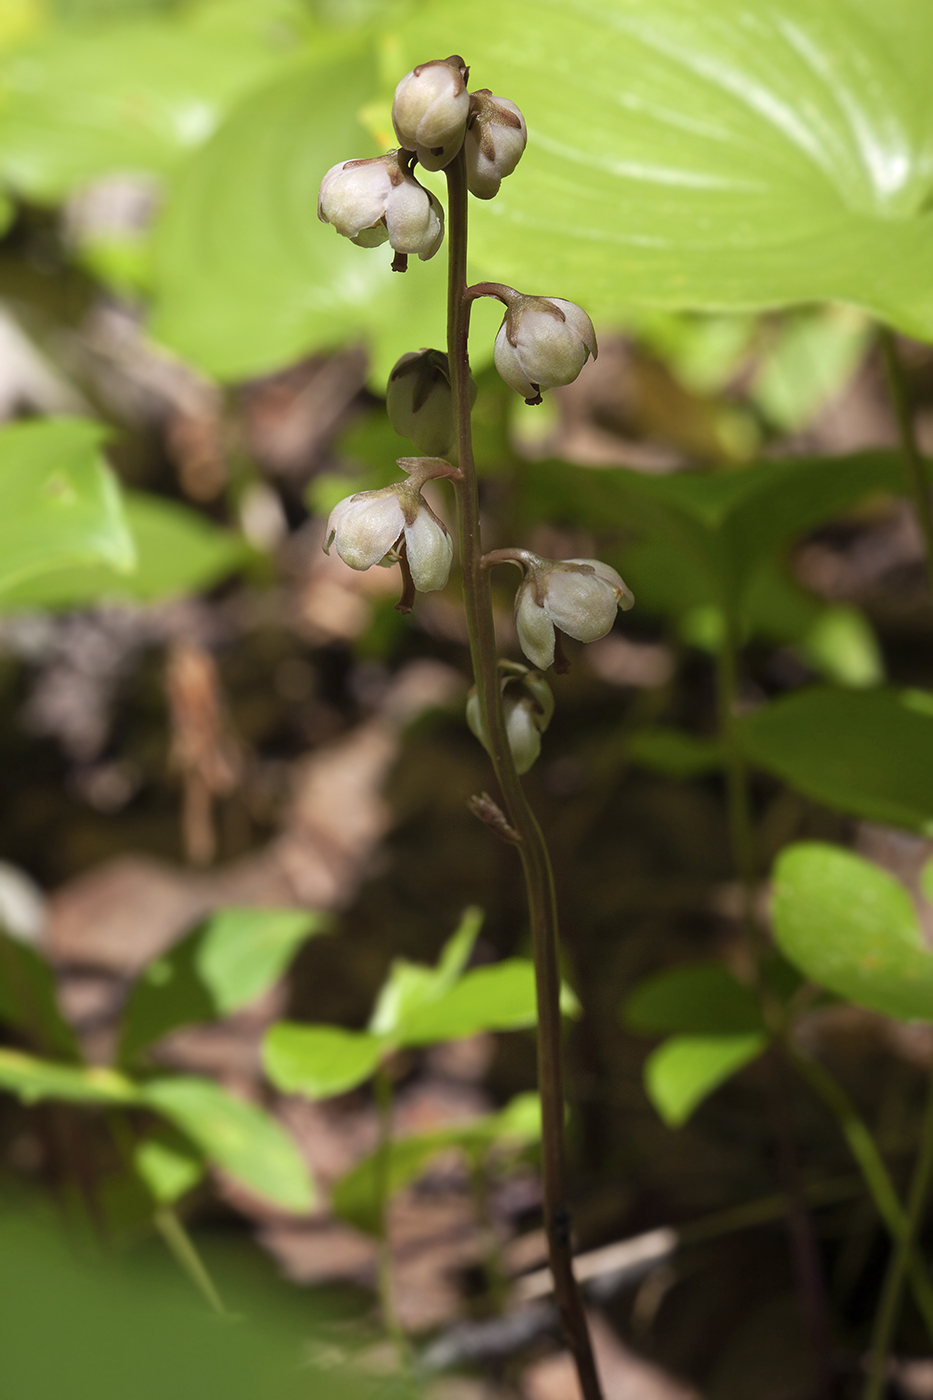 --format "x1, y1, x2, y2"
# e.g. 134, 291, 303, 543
3, 1, 933, 1397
